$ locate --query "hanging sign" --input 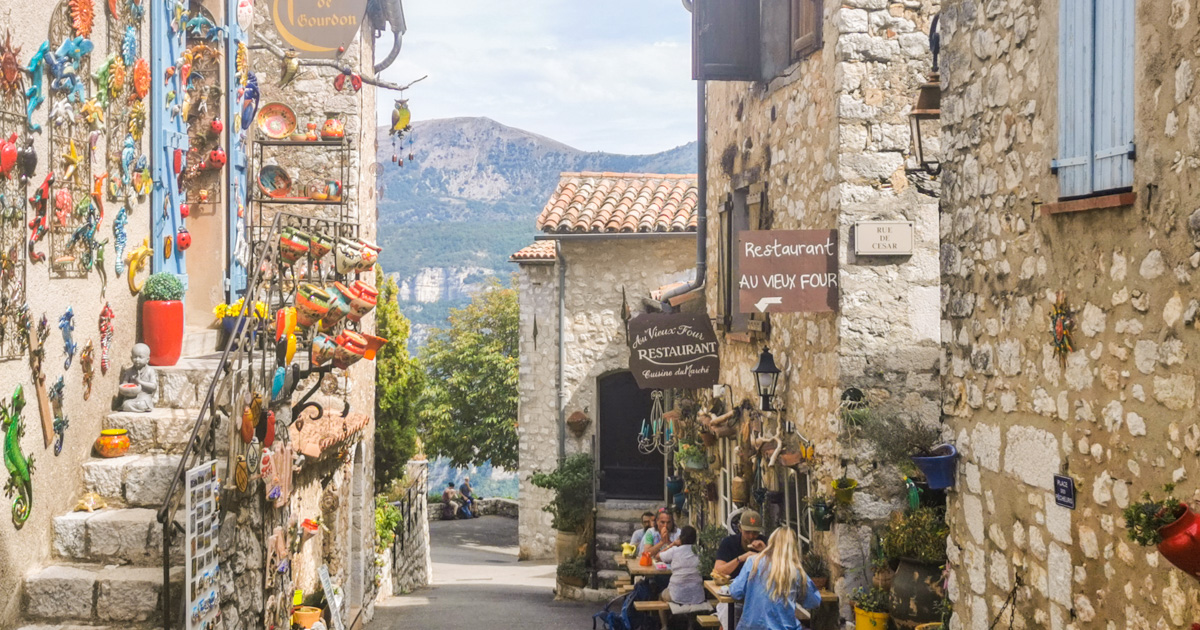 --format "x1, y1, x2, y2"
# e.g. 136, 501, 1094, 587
738, 230, 839, 313
269, 0, 370, 59
1053, 474, 1076, 510
854, 221, 914, 255
628, 313, 720, 390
